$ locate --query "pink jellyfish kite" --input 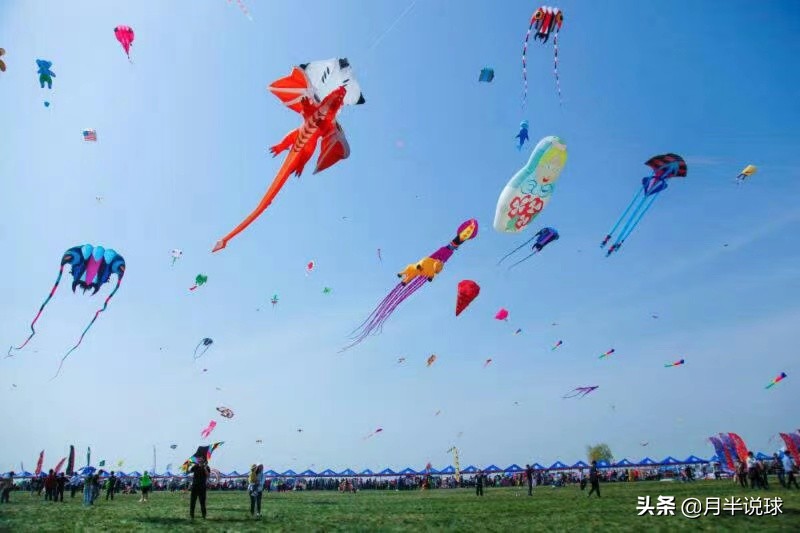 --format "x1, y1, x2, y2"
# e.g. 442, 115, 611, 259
200, 420, 217, 438
114, 26, 135, 62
